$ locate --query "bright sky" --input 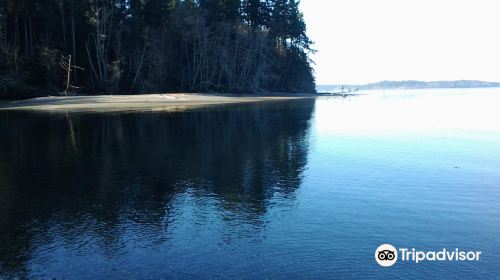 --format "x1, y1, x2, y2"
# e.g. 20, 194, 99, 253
300, 0, 500, 85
